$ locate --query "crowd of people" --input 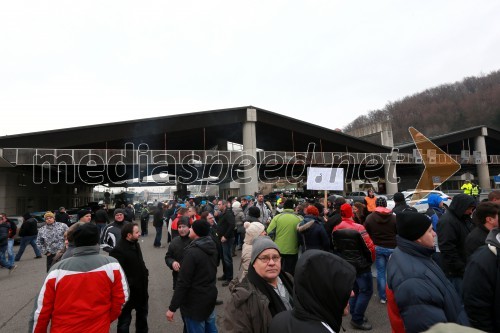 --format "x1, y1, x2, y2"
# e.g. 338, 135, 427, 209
3, 188, 500, 332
